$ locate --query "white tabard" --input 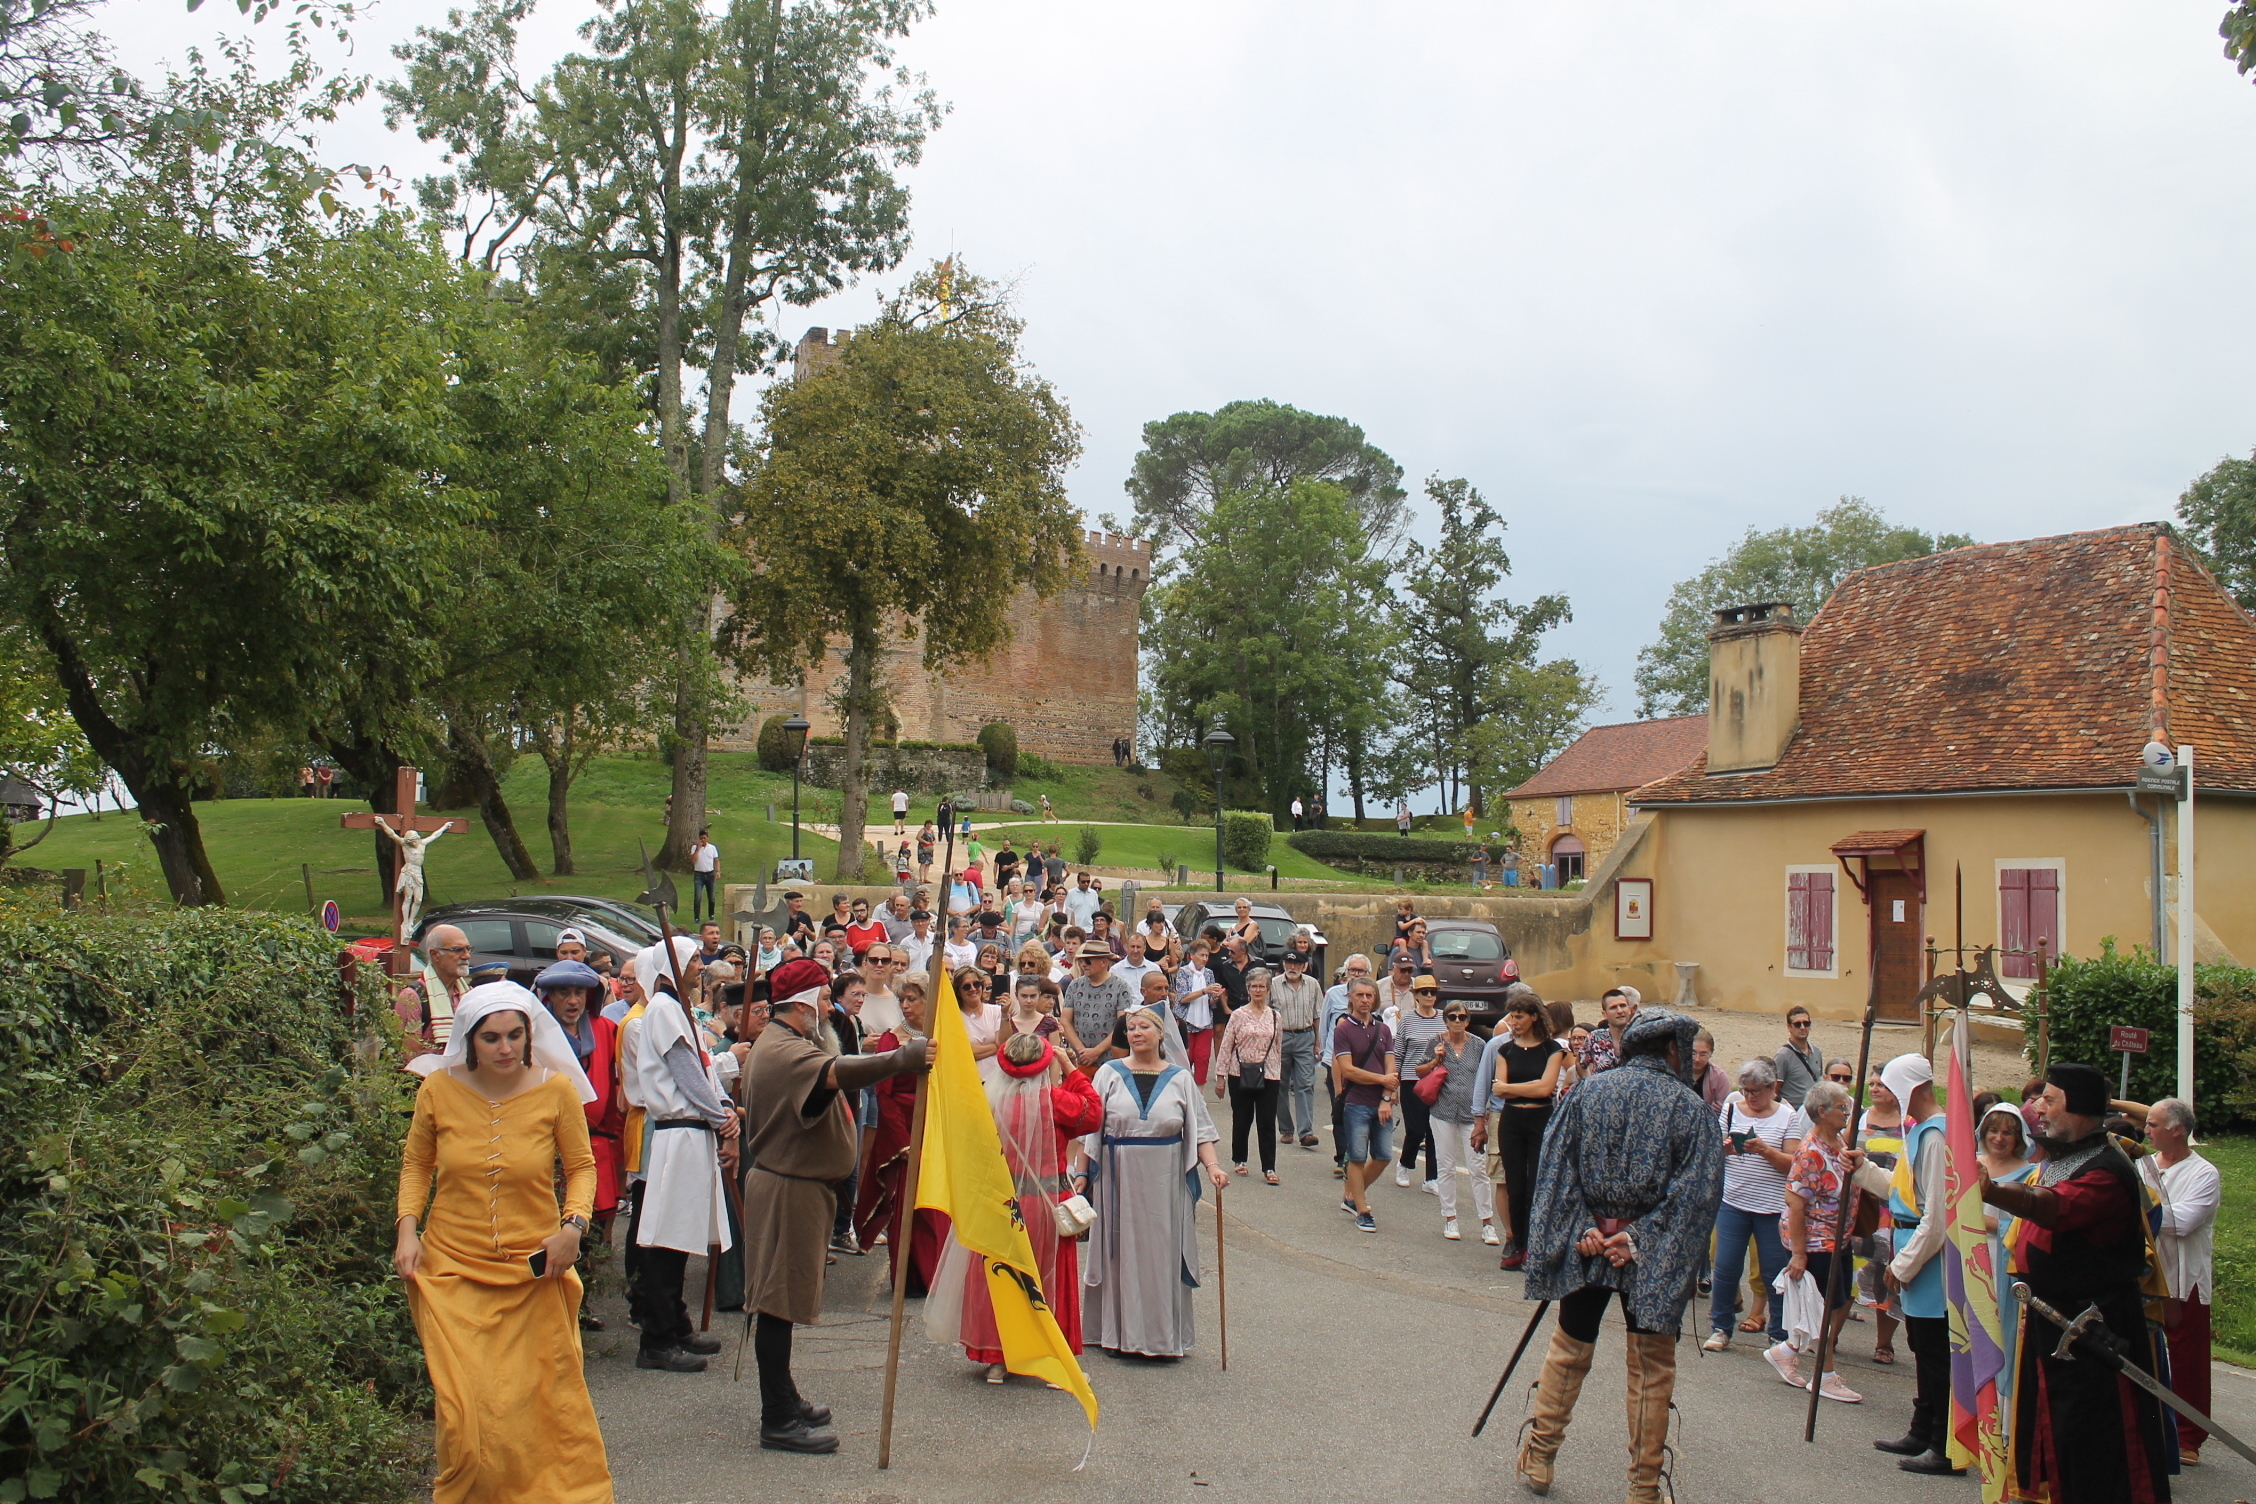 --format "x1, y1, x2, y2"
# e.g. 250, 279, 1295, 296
628, 993, 732, 1255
